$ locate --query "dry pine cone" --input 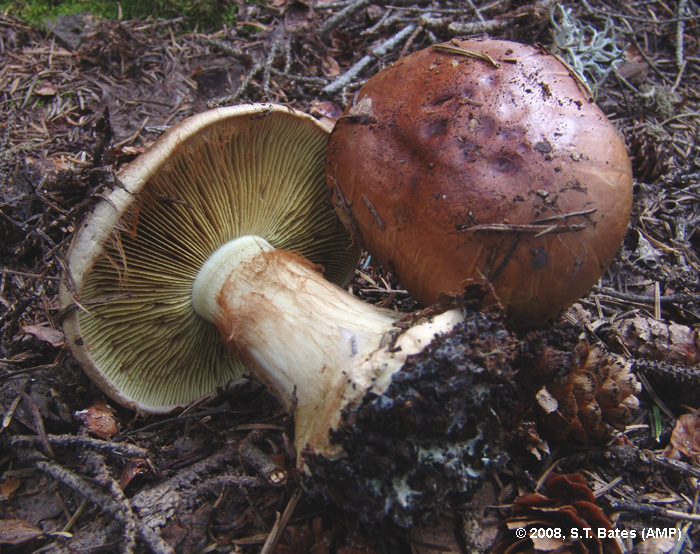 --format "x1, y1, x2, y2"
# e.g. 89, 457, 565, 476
491, 473, 622, 554
601, 316, 700, 366
535, 342, 641, 443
